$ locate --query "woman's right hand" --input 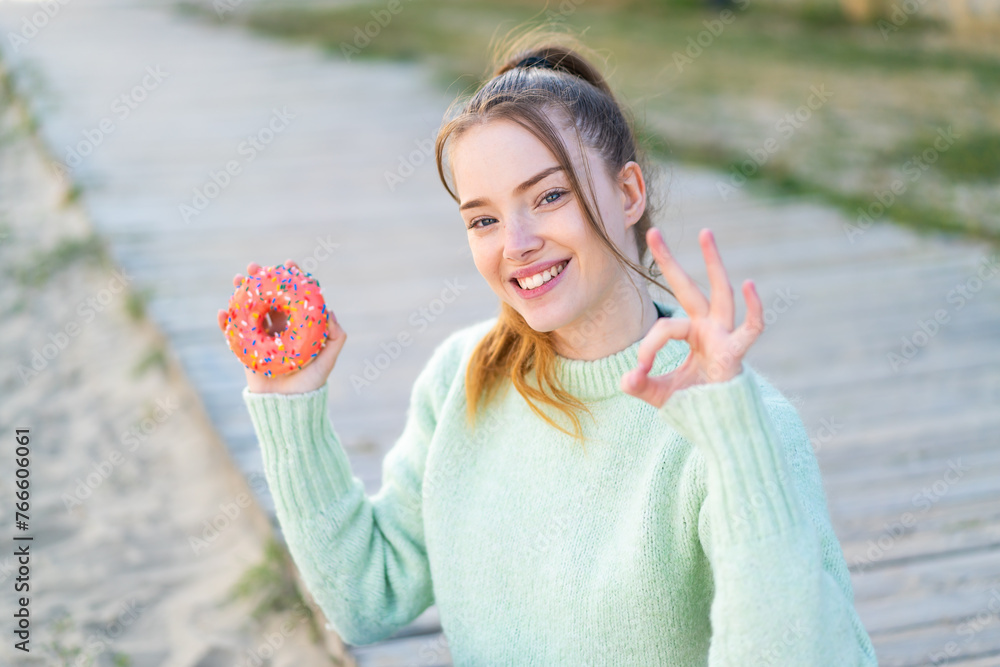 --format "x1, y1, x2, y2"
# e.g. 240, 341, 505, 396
217, 260, 347, 395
